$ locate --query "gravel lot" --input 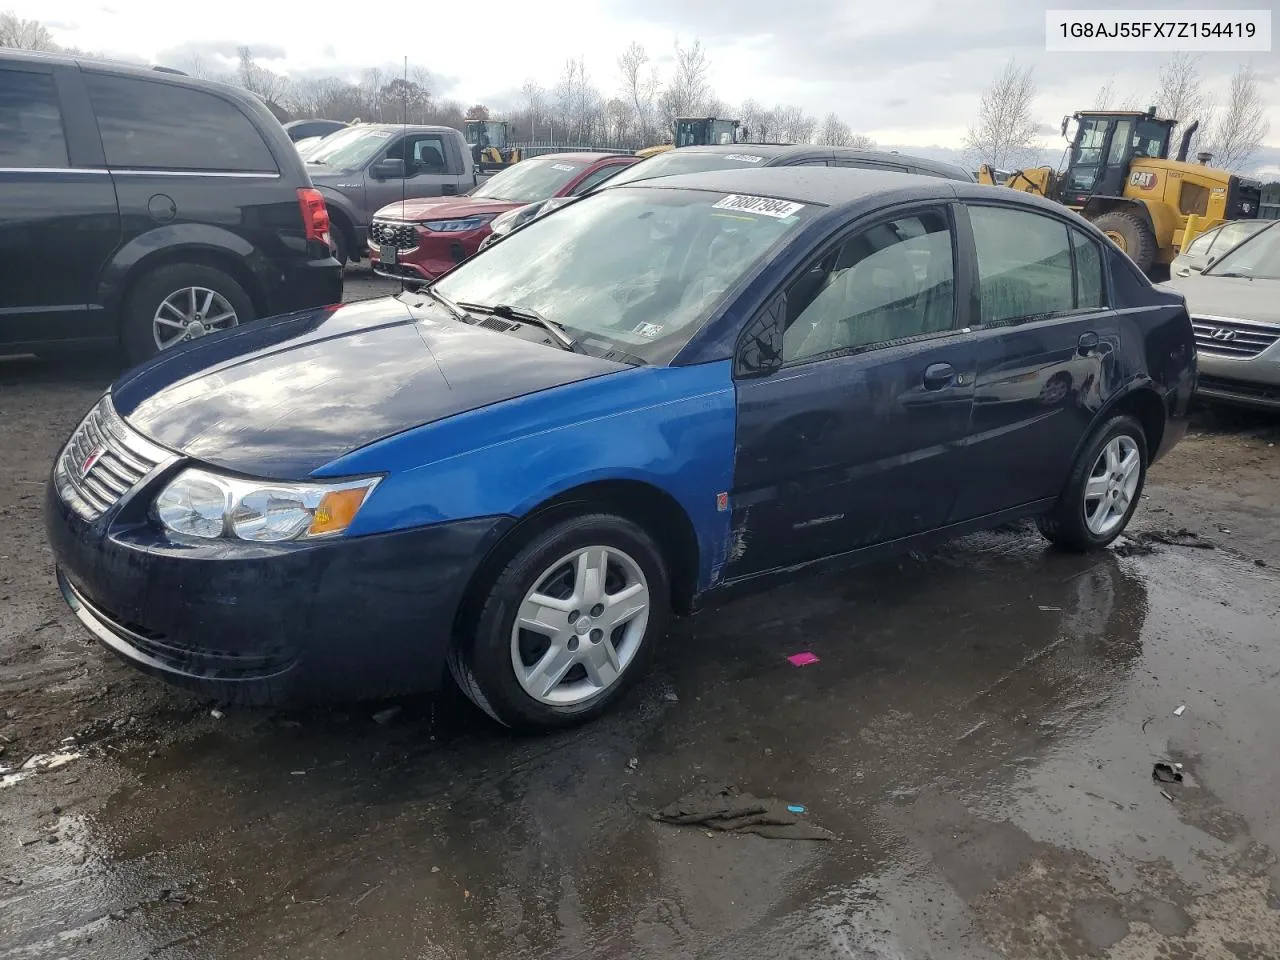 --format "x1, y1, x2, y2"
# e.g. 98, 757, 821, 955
3, 286, 1280, 959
